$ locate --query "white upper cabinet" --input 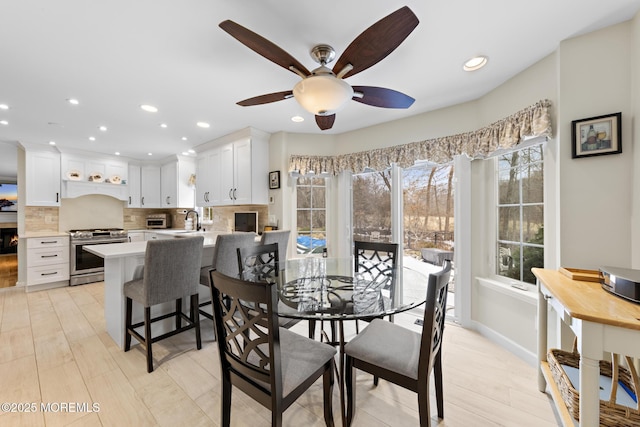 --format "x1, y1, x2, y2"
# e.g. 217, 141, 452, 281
160, 156, 195, 208
59, 152, 129, 200
127, 163, 141, 208
195, 128, 269, 207
140, 165, 161, 208
25, 148, 61, 206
